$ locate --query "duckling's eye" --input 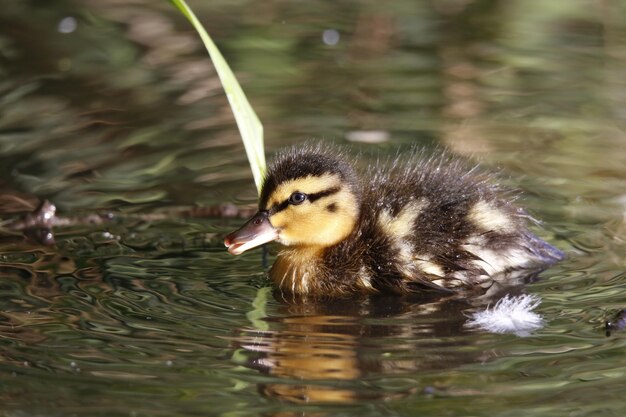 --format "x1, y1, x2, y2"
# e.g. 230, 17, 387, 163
288, 192, 307, 205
